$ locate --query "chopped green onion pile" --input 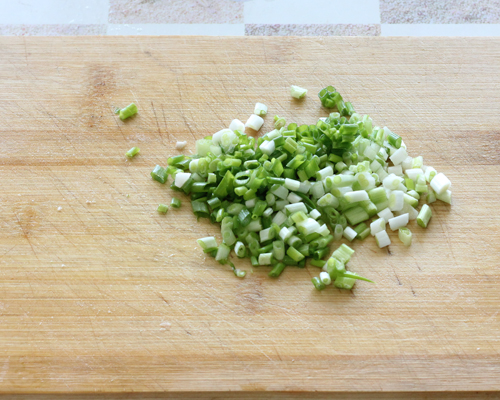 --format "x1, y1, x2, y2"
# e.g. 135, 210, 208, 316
150, 86, 452, 291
